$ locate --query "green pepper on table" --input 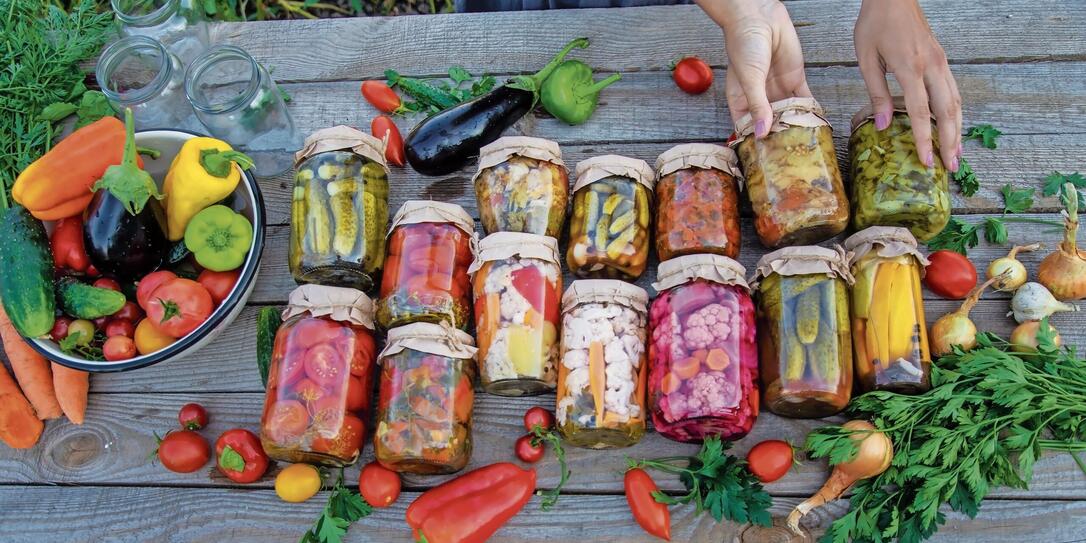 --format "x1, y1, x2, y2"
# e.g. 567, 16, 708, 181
540, 60, 621, 125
